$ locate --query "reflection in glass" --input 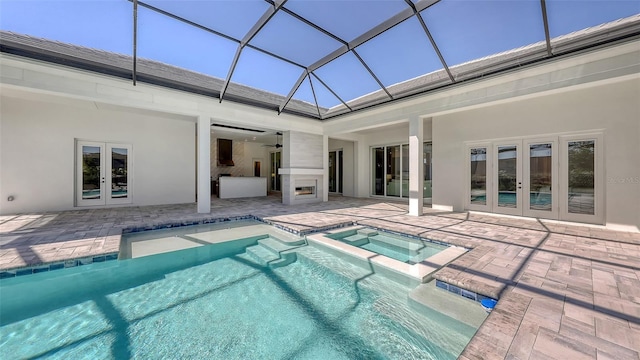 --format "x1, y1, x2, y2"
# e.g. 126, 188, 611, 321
470, 148, 487, 205
498, 146, 518, 208
387, 146, 401, 197
111, 148, 128, 199
529, 144, 552, 211
373, 147, 384, 195
82, 146, 101, 200
424, 143, 432, 198
568, 141, 595, 215
401, 144, 409, 198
